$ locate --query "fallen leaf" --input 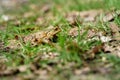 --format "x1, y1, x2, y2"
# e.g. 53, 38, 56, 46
0, 25, 6, 30
103, 40, 120, 57
23, 12, 34, 18
68, 27, 99, 38
18, 65, 29, 72
79, 10, 102, 22
0, 63, 7, 72
92, 43, 104, 54
65, 11, 79, 25
0, 40, 4, 52
41, 5, 51, 13
69, 27, 78, 37
40, 52, 59, 60
66, 9, 102, 25
6, 40, 21, 49
74, 67, 91, 75
36, 16, 45, 25
109, 22, 120, 40
0, 67, 19, 76
84, 43, 104, 59
103, 10, 120, 22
